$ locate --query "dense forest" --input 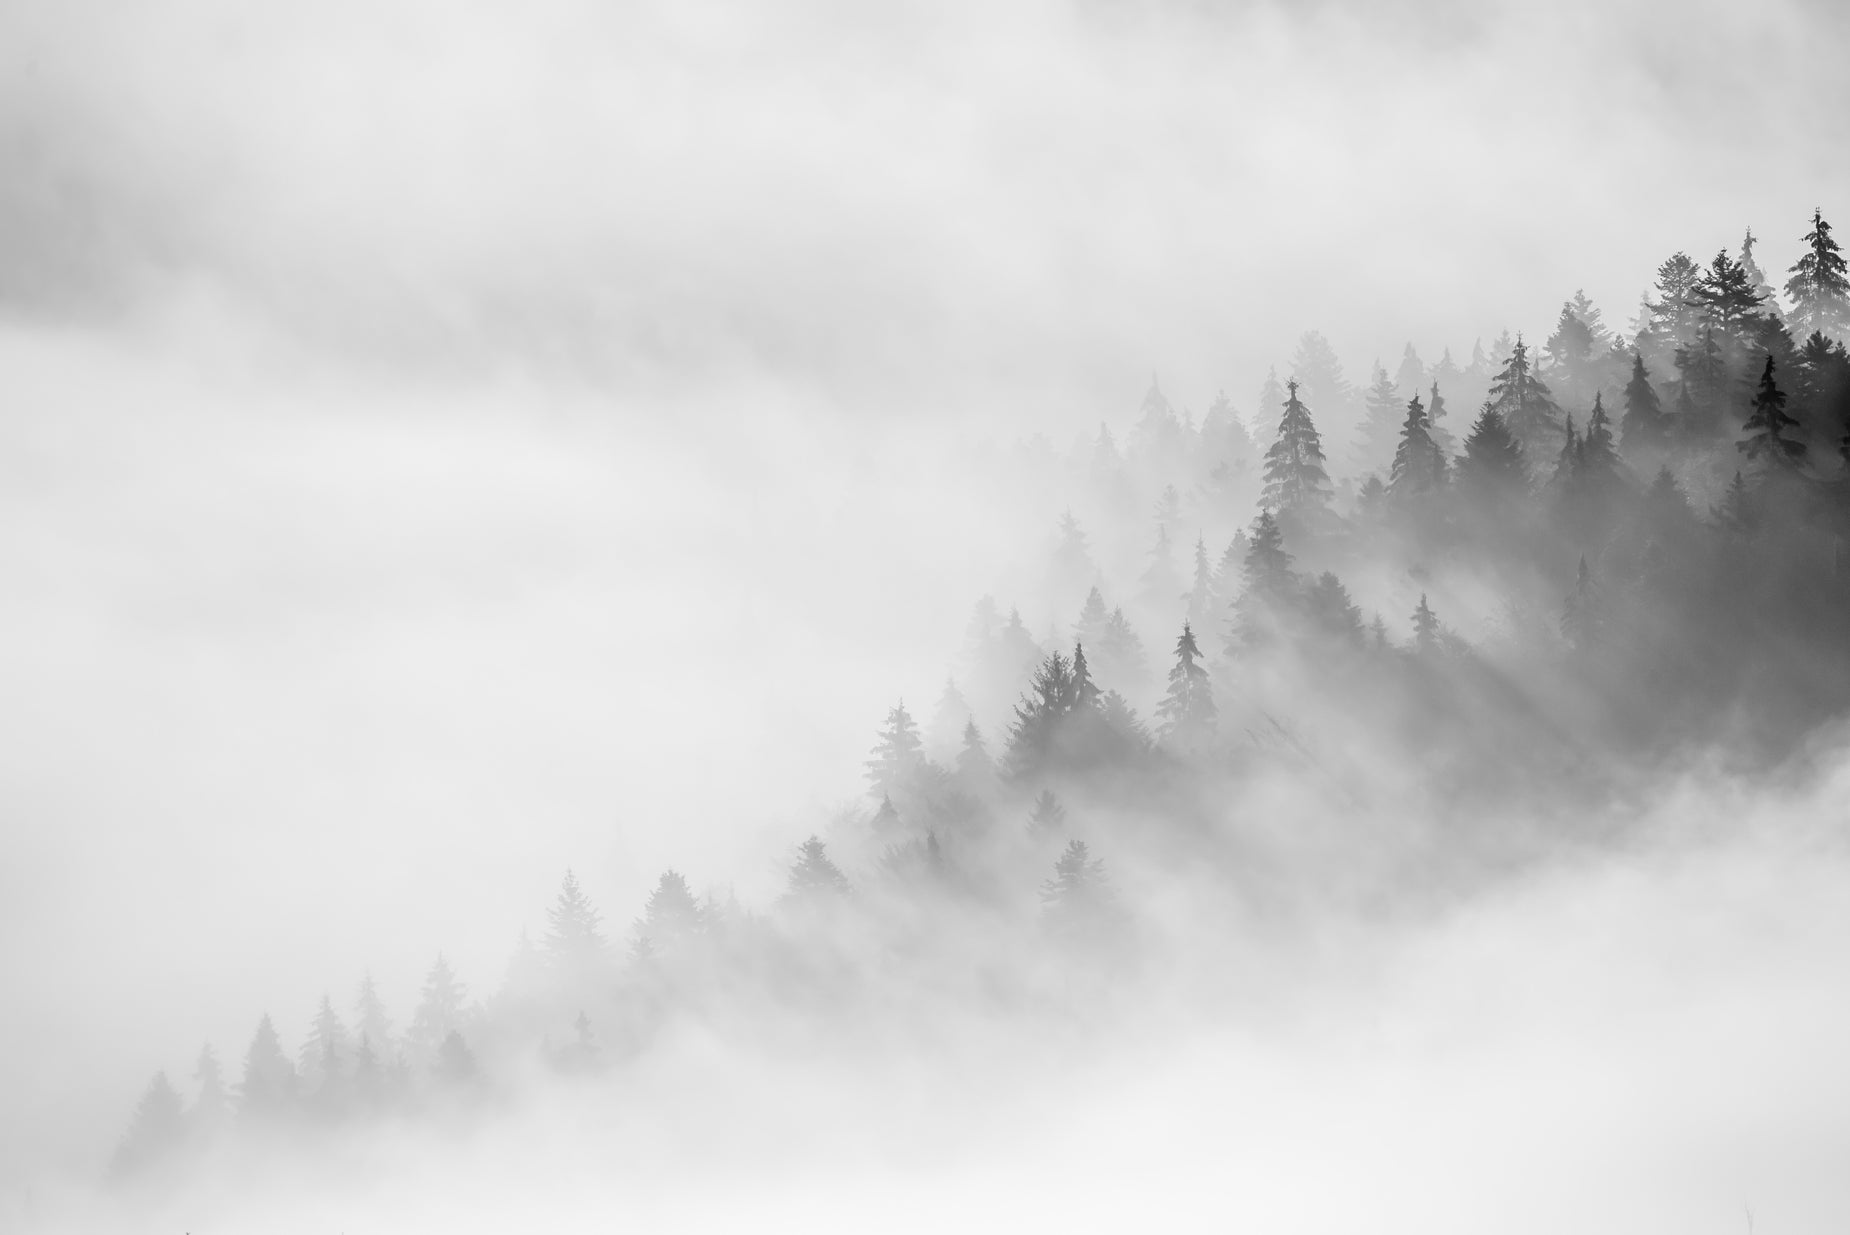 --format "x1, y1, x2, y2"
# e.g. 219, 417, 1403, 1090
108, 209, 1850, 1182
